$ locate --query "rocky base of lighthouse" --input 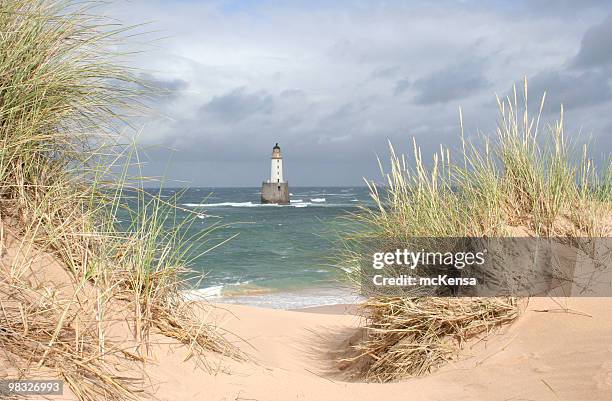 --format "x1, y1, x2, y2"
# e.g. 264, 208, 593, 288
261, 182, 289, 204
